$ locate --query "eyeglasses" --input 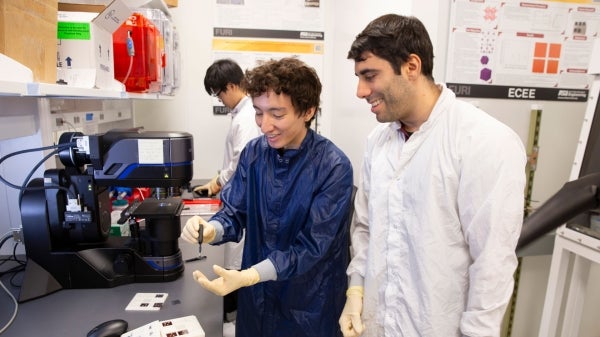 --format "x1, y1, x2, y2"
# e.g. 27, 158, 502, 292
210, 88, 222, 97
